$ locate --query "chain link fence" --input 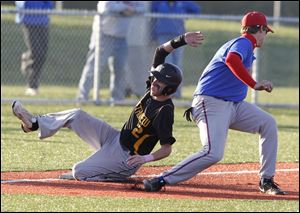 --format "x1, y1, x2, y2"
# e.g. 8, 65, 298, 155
1, 8, 299, 107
